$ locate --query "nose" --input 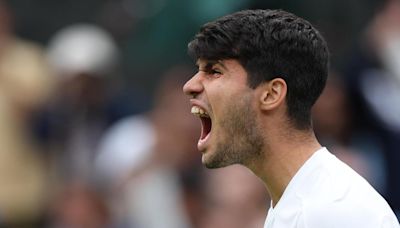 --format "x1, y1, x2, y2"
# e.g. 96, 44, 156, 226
183, 72, 203, 98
